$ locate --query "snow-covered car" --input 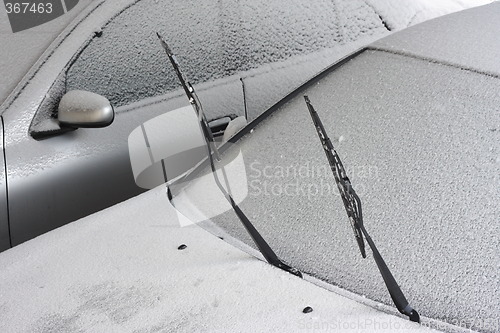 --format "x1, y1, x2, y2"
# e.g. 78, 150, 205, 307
3, 0, 478, 252
0, 2, 497, 332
